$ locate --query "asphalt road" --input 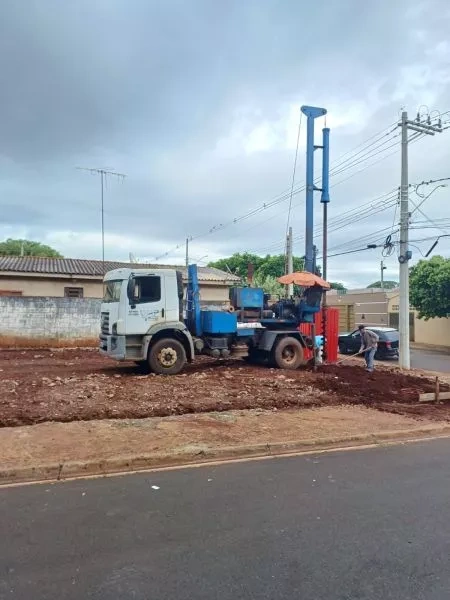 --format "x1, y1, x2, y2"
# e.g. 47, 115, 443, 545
410, 348, 450, 373
2, 440, 450, 600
